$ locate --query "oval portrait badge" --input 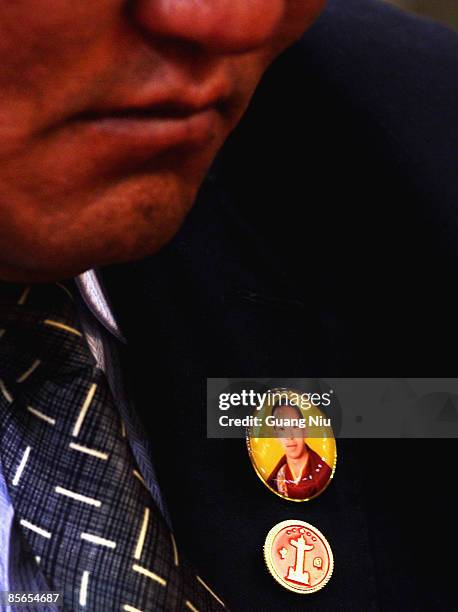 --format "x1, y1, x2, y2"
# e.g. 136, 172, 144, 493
246, 388, 336, 502
264, 519, 334, 594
